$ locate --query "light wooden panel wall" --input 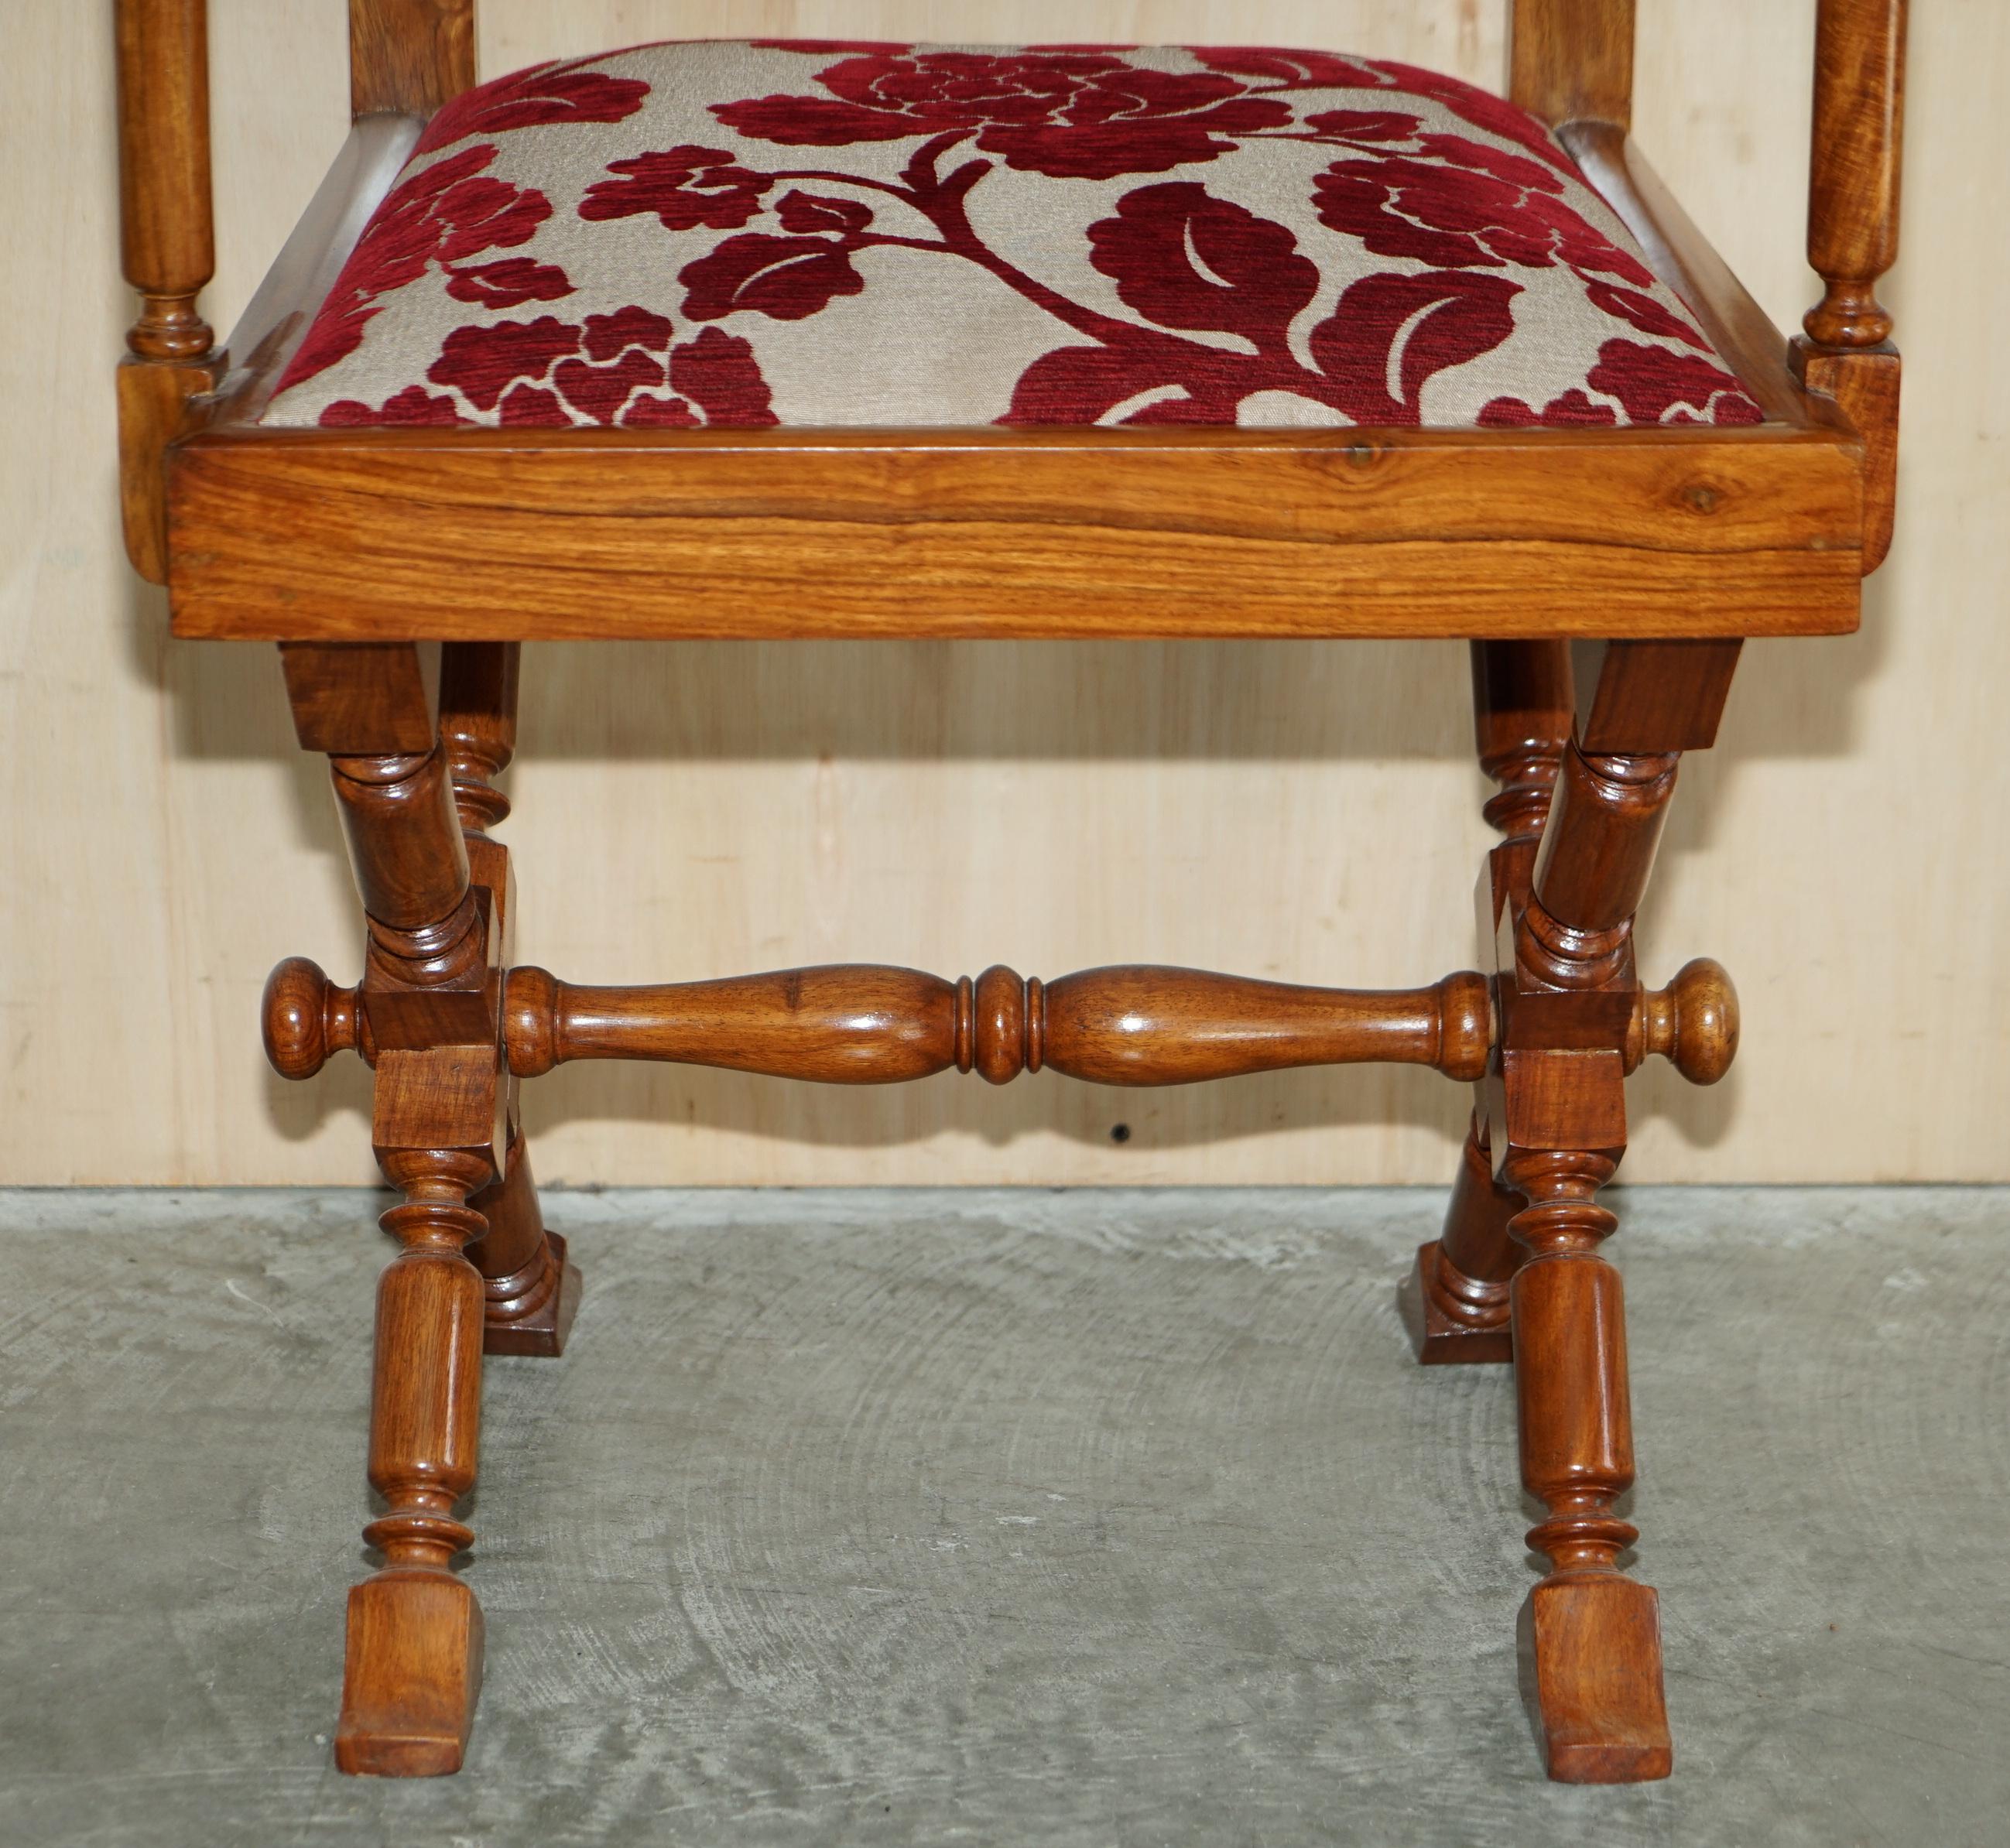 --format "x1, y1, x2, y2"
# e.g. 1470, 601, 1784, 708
5, 2, 2004, 1184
